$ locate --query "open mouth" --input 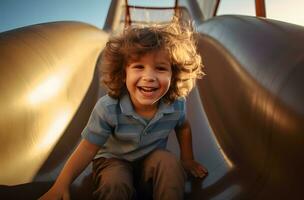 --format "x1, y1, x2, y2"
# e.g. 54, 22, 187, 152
137, 86, 158, 93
